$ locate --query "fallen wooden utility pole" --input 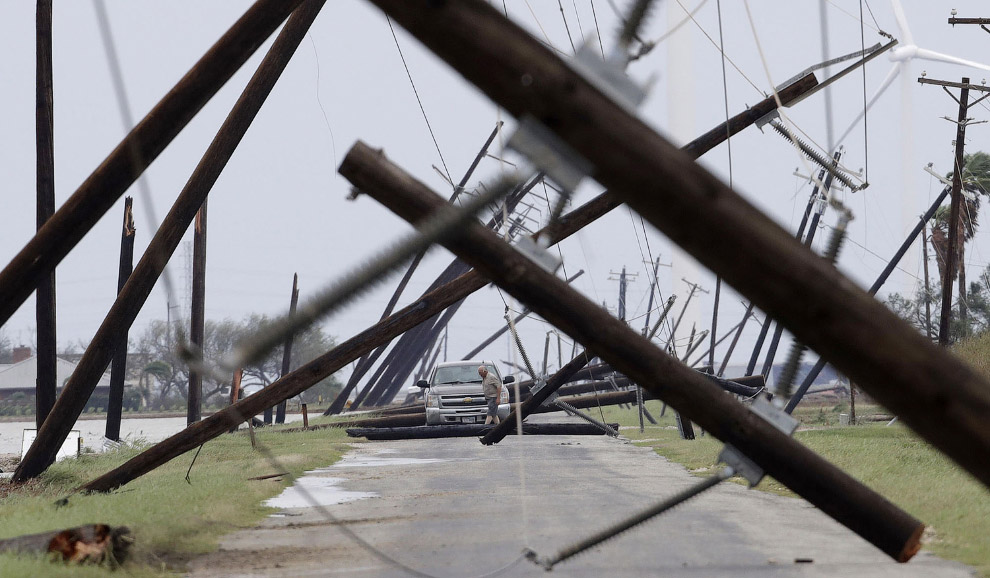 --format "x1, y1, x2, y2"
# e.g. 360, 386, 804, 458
340, 140, 924, 562
348, 422, 620, 440
77, 65, 815, 494
14, 0, 327, 483
0, 524, 133, 566
0, 0, 304, 328
370, 0, 990, 490
35, 0, 57, 428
